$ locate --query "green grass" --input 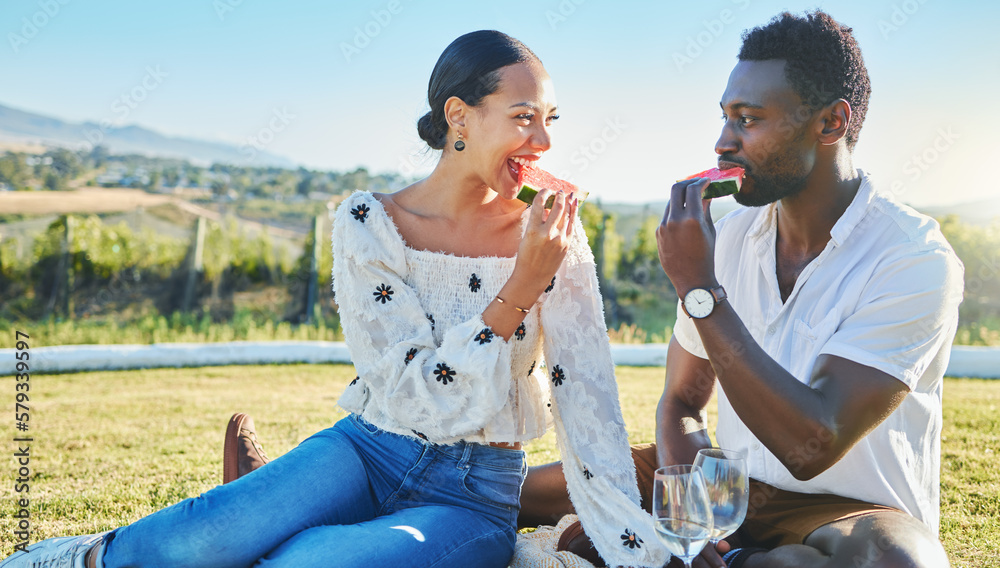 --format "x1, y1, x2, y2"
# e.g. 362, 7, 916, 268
0, 367, 995, 566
